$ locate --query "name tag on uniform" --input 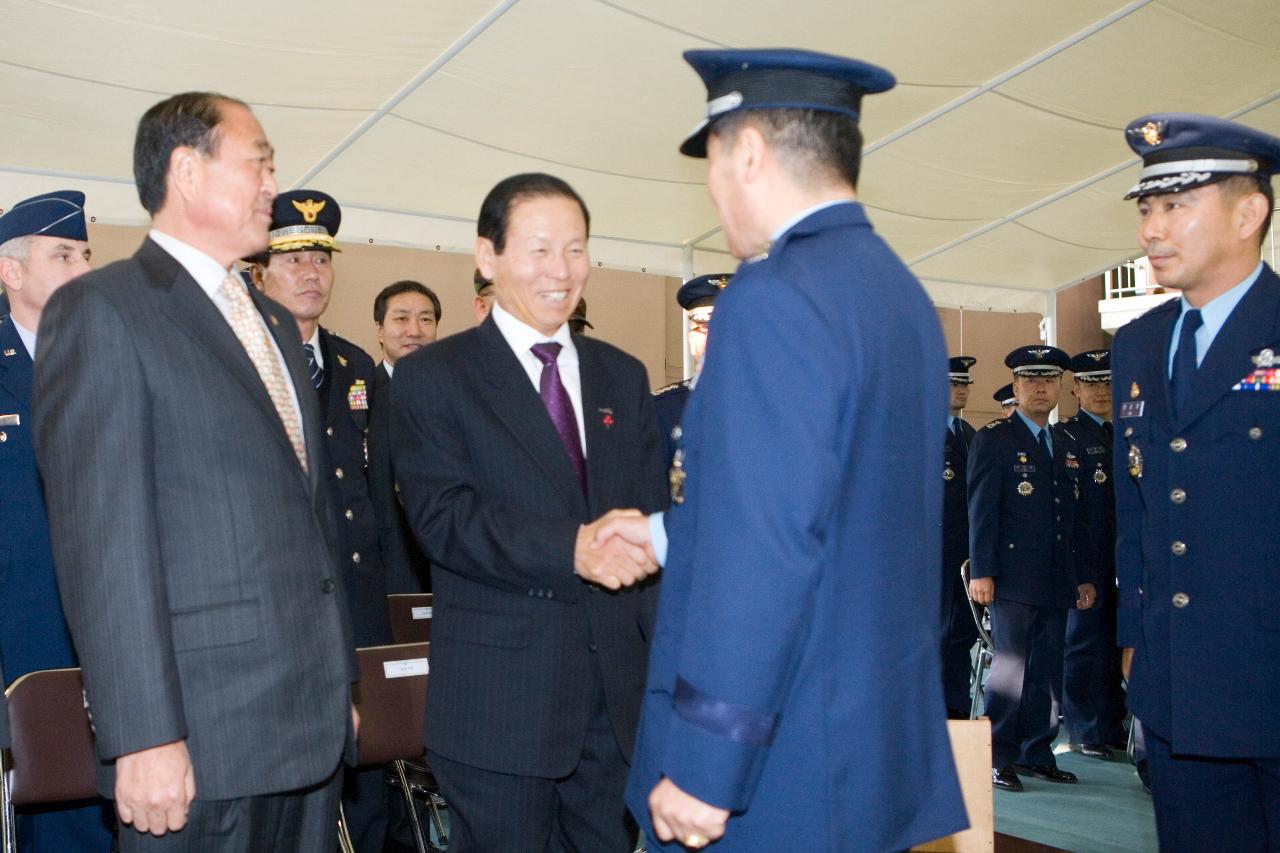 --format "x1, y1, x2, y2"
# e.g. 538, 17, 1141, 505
1119, 401, 1144, 418
411, 606, 432, 620
383, 658, 429, 679
0, 414, 19, 426
1013, 464, 1036, 473
1087, 446, 1107, 455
